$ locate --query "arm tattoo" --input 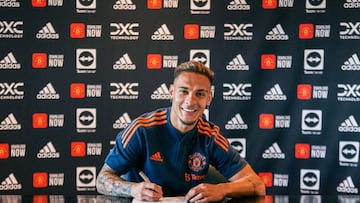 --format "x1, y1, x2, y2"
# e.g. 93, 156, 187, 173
96, 165, 134, 197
